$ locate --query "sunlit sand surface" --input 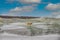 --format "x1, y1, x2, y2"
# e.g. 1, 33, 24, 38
0, 22, 60, 40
